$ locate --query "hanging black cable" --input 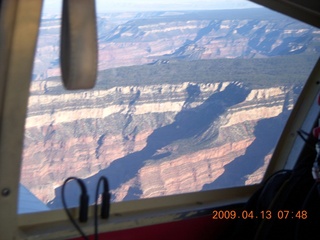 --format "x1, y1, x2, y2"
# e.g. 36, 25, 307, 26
94, 176, 111, 240
297, 129, 315, 150
62, 177, 89, 240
